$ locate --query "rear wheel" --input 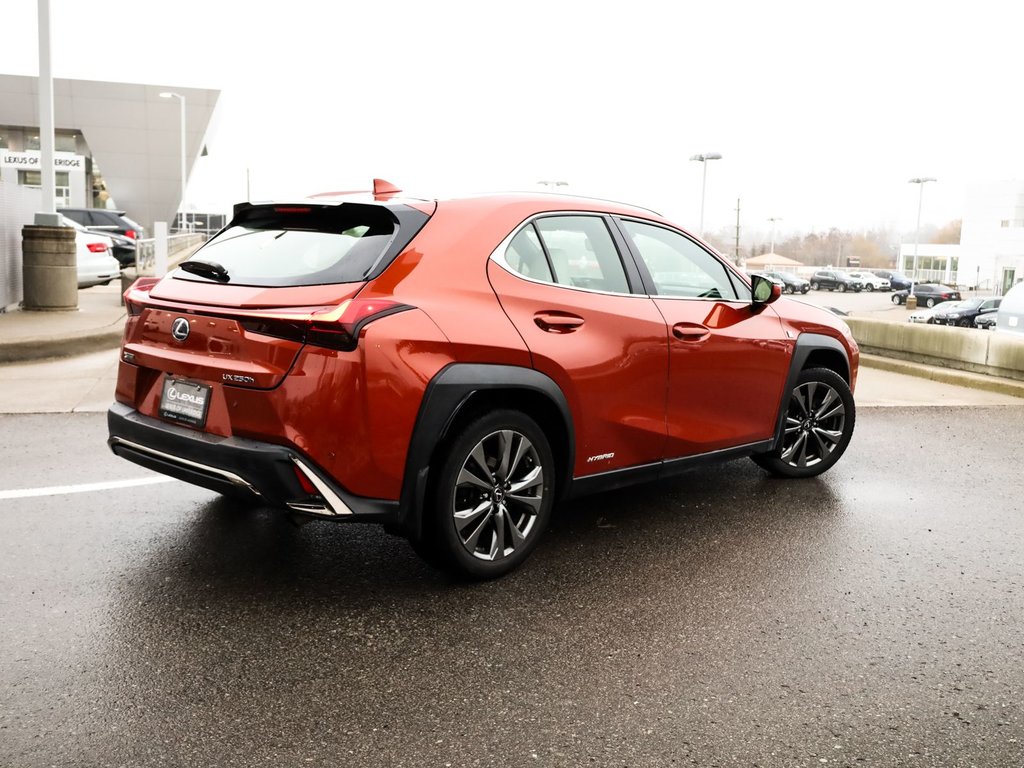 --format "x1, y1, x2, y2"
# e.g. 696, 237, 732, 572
752, 368, 855, 479
866, 283, 875, 292
423, 410, 555, 579
810, 281, 819, 290
786, 285, 795, 294
838, 283, 847, 293
926, 298, 936, 308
